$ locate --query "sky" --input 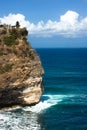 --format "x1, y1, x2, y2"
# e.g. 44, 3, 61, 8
0, 0, 87, 48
